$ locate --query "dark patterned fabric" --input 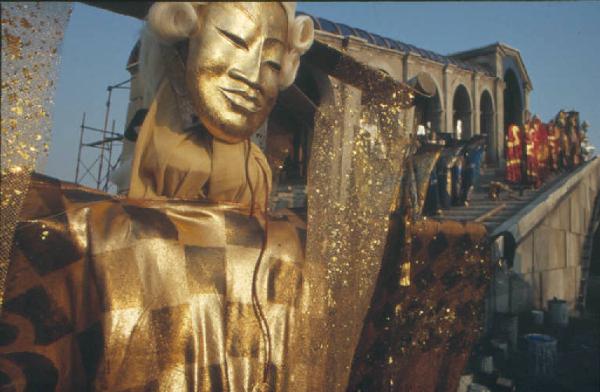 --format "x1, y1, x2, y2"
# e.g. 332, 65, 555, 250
348, 217, 492, 392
